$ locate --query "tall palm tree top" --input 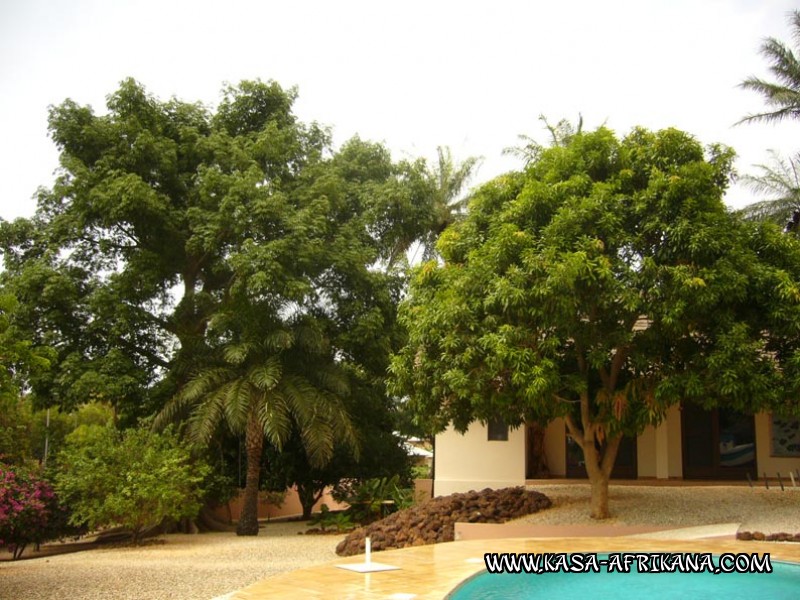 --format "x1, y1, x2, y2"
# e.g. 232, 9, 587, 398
737, 149, 800, 226
738, 10, 800, 125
